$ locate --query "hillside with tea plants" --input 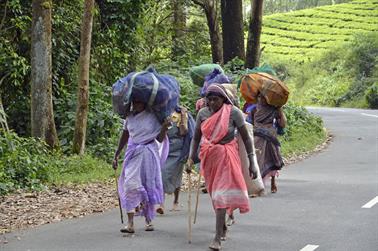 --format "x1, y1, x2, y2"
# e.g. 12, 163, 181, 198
261, 0, 378, 62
